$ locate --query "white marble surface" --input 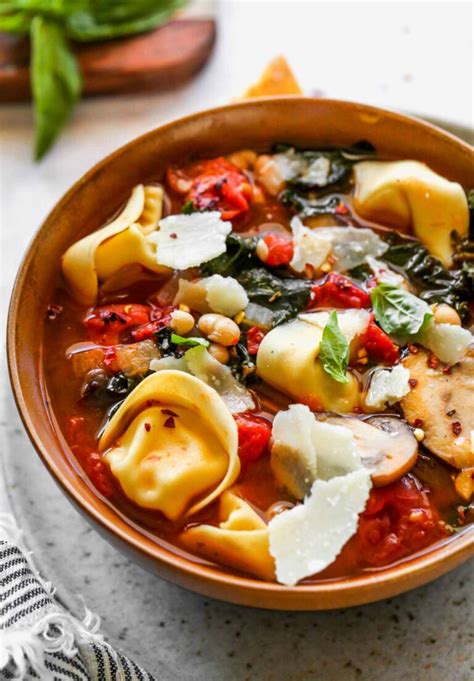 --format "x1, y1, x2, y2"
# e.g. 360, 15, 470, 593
1, 2, 473, 679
